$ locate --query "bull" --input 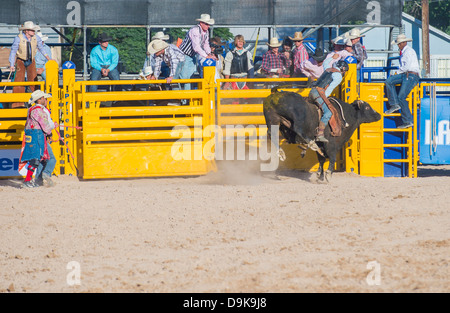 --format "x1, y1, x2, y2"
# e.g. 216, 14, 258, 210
263, 88, 381, 181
